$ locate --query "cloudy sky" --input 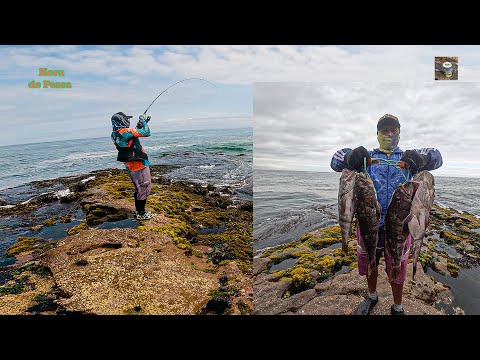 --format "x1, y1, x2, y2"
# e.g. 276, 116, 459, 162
0, 45, 252, 146
1, 45, 480, 146
254, 82, 480, 178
